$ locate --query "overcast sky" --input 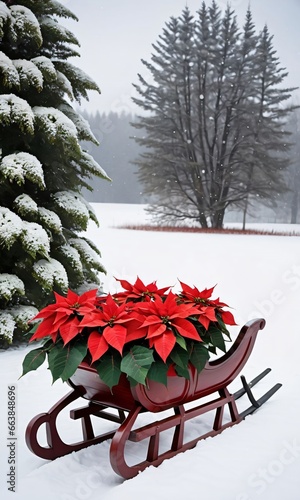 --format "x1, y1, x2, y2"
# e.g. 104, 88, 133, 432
61, 0, 300, 115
